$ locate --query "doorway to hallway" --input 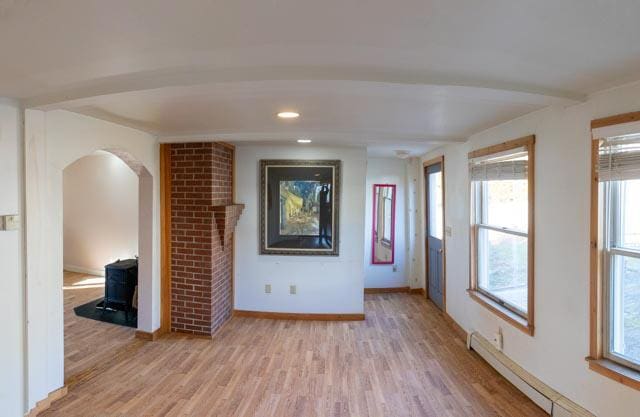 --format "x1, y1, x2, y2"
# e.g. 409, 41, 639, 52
424, 157, 445, 311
